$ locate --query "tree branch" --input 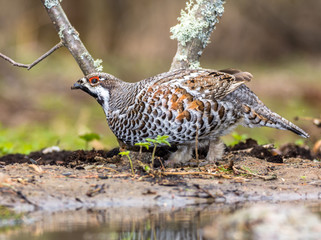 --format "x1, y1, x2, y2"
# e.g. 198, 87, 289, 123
170, 0, 225, 70
40, 0, 102, 75
1, 1, 223, 75
0, 42, 63, 70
